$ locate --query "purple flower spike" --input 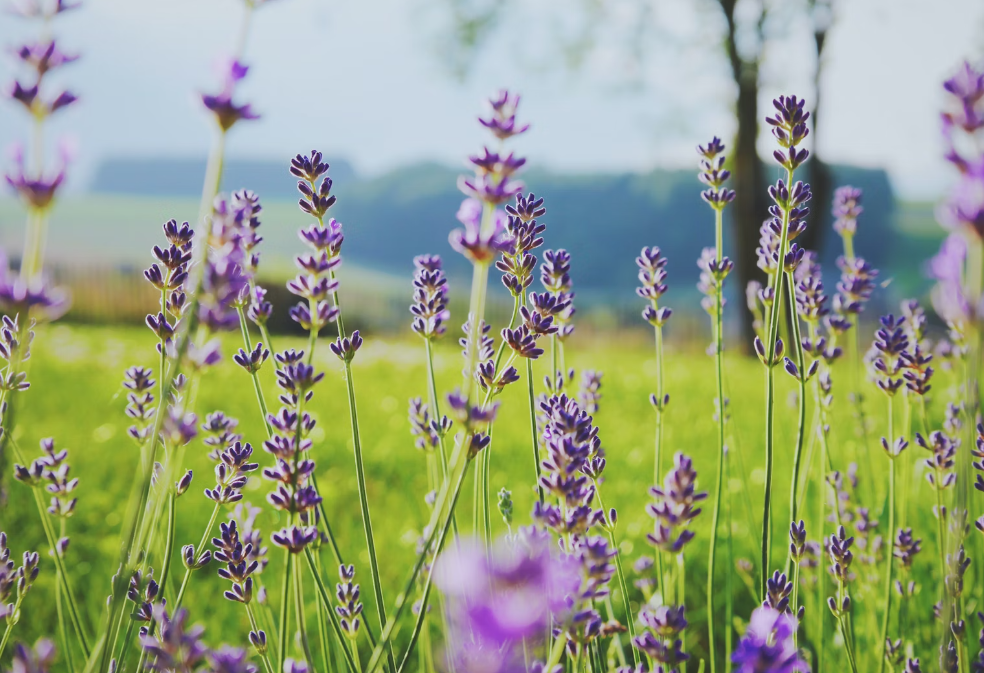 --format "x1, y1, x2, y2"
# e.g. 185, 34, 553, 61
411, 254, 450, 338
335, 564, 363, 640
833, 186, 863, 236
271, 525, 318, 554
732, 606, 809, 673
449, 198, 510, 263
478, 90, 531, 141
646, 452, 707, 554
697, 137, 736, 209
435, 537, 577, 670
9, 639, 56, 673
201, 59, 259, 132
139, 606, 209, 672
208, 646, 258, 673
